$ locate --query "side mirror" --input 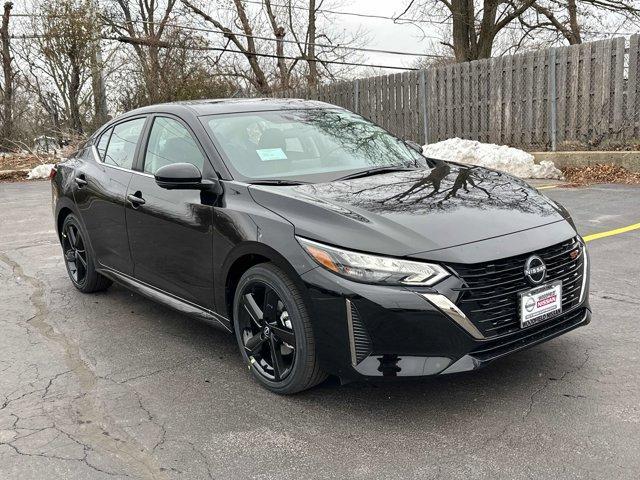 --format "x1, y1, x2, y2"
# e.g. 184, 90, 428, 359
405, 140, 423, 154
155, 163, 222, 195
